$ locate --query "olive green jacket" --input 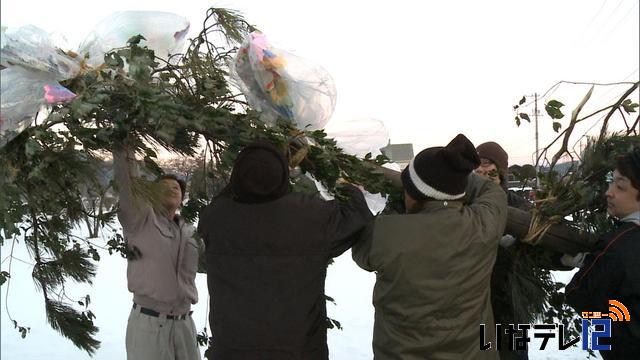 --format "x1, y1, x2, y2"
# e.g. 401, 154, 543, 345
353, 174, 506, 360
